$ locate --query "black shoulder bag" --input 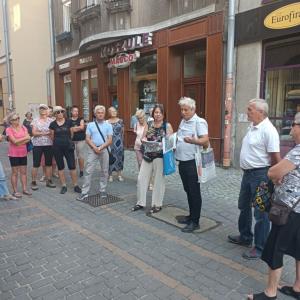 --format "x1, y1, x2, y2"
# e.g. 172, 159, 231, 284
94, 121, 116, 166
